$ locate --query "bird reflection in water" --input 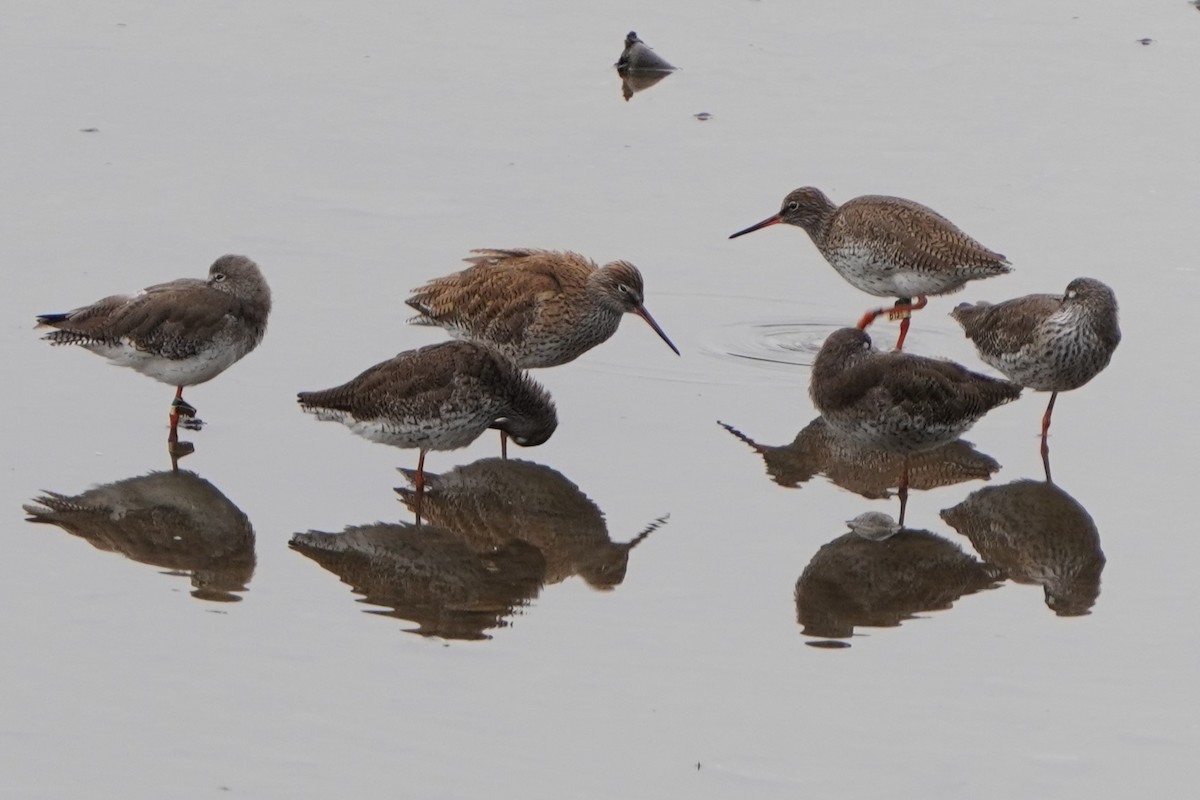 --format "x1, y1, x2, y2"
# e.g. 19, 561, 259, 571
289, 523, 547, 640
615, 31, 676, 101
720, 417, 999, 499
23, 463, 256, 602
941, 479, 1105, 616
795, 513, 1001, 647
395, 457, 663, 590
